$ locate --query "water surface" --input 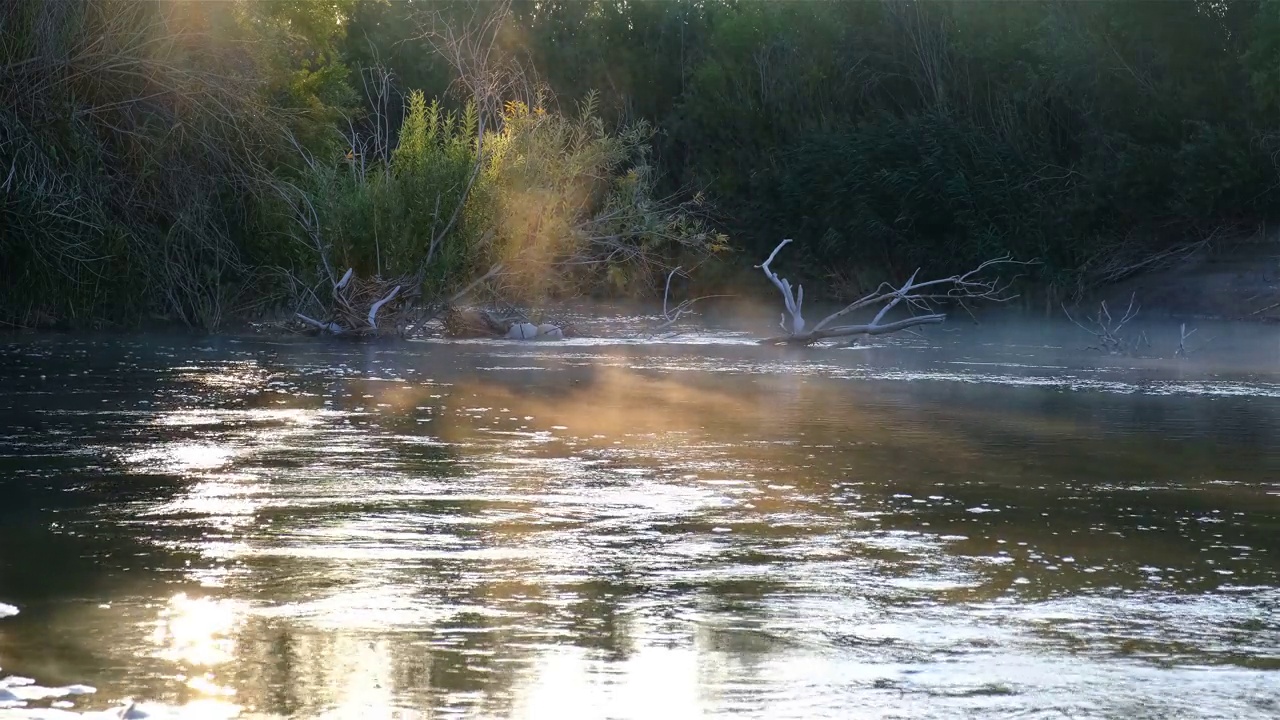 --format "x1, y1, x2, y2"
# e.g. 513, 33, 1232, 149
1, 320, 1278, 719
